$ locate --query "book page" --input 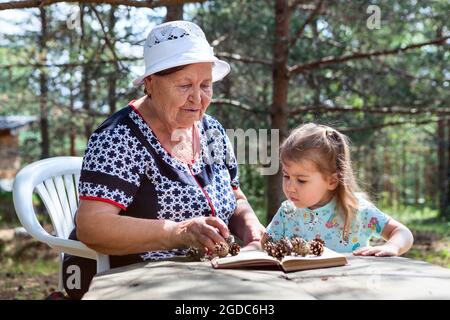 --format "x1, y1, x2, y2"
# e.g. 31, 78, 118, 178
211, 247, 348, 271
211, 249, 279, 268
281, 247, 345, 262
280, 248, 348, 272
